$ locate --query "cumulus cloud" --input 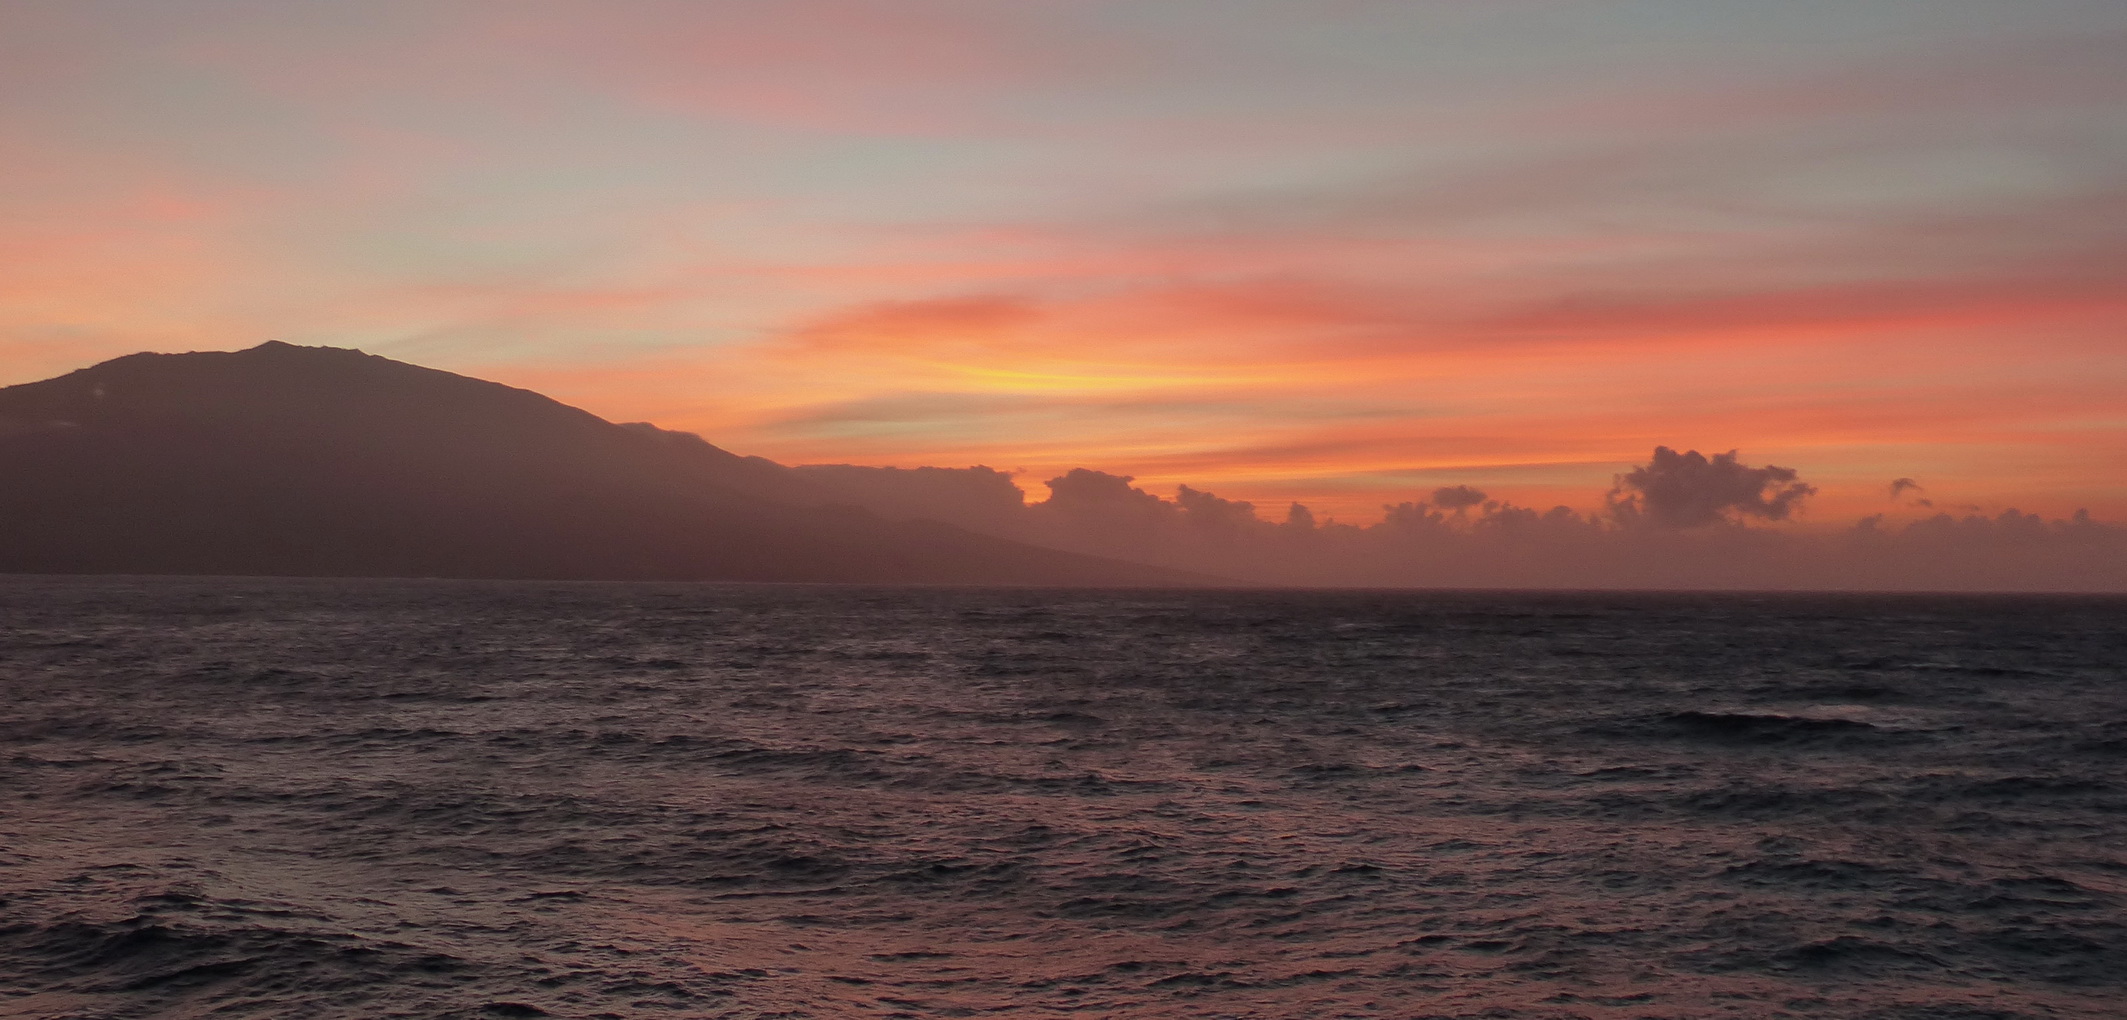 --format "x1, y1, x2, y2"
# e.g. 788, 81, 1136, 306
1607, 447, 1815, 528
1041, 468, 1169, 521
784, 448, 2122, 591
1431, 484, 1487, 510
1175, 484, 1258, 530
792, 463, 1024, 532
